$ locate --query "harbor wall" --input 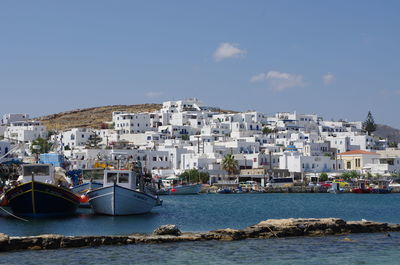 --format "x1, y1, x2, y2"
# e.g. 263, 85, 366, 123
1, 218, 400, 252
